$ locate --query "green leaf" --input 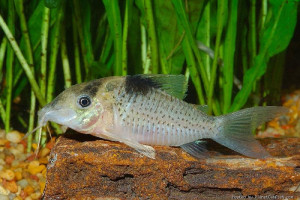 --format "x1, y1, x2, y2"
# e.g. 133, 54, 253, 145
262, 0, 298, 58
